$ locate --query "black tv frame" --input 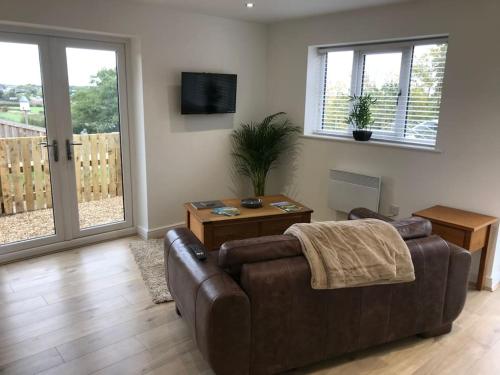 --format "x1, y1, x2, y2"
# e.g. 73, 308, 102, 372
181, 72, 237, 115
